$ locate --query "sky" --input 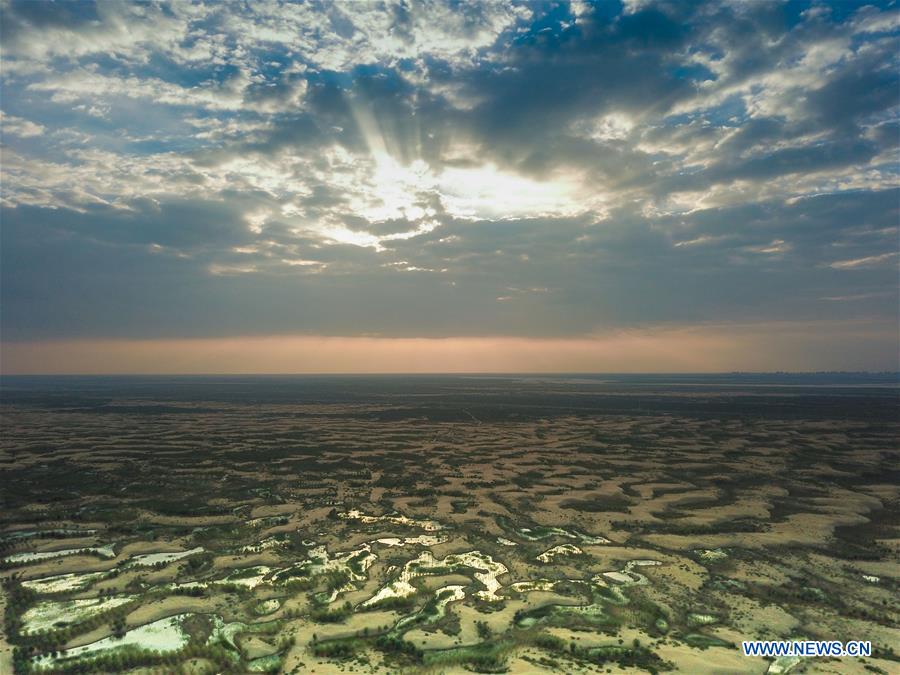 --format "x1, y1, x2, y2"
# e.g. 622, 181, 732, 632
1, 0, 898, 374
